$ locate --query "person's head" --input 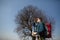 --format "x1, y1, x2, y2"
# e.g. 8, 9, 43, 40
34, 17, 42, 23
